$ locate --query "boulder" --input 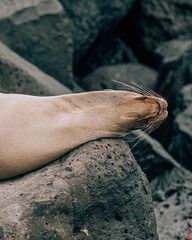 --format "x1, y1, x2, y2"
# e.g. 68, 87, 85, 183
0, 41, 71, 96
0, 139, 158, 240
169, 84, 192, 170
59, 0, 136, 63
79, 63, 157, 91
149, 40, 192, 146
155, 40, 192, 65
155, 40, 192, 97
0, 0, 74, 88
151, 167, 192, 240
128, 0, 192, 55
